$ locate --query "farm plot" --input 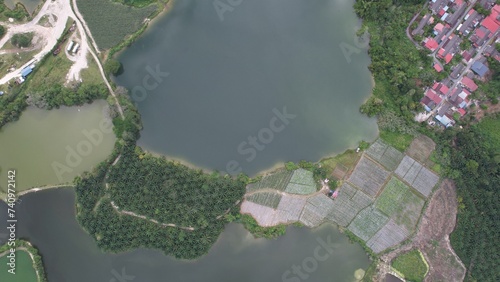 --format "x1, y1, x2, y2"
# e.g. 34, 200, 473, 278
366, 219, 410, 253
284, 169, 316, 194
348, 156, 390, 197
326, 185, 374, 227
299, 194, 333, 227
76, 0, 157, 49
395, 156, 438, 198
240, 201, 278, 227
406, 135, 436, 163
394, 190, 425, 232
276, 195, 307, 223
366, 139, 404, 171
411, 167, 439, 198
246, 192, 282, 209
246, 169, 293, 193
376, 177, 410, 216
348, 206, 389, 241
